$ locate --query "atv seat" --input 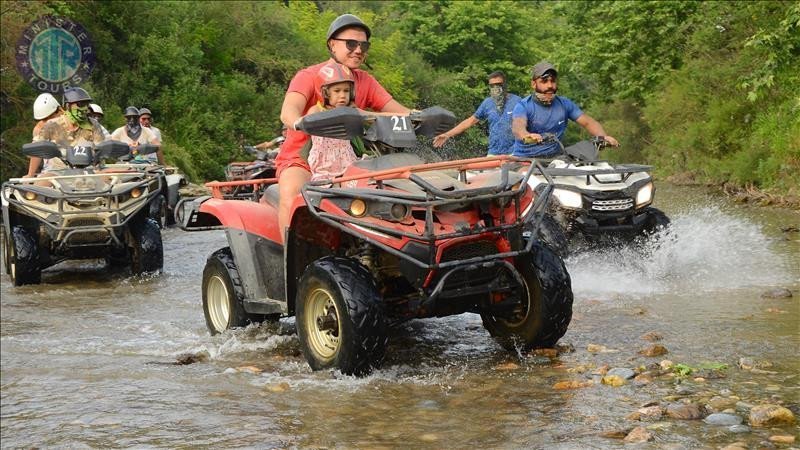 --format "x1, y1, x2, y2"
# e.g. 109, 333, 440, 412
352, 153, 424, 171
